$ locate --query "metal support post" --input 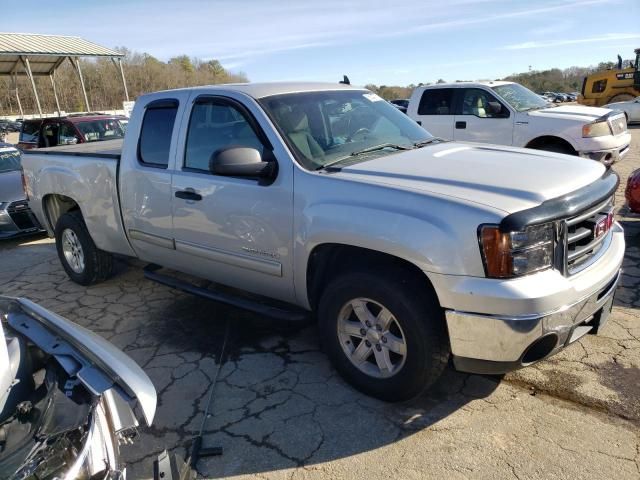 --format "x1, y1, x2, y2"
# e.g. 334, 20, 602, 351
20, 56, 42, 116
